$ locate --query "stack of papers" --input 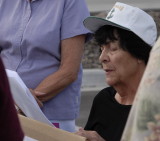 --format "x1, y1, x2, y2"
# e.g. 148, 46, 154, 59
5, 69, 53, 127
